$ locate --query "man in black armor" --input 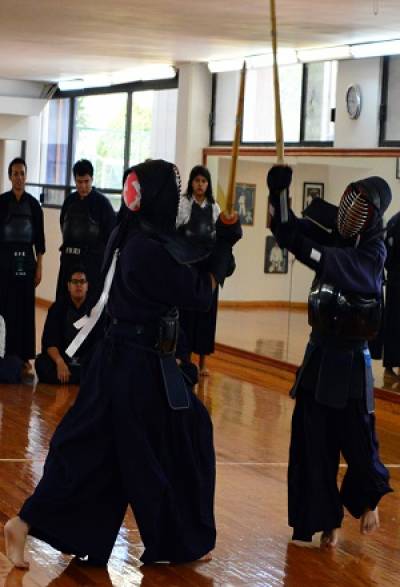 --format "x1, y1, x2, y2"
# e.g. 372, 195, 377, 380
35, 267, 102, 384
0, 158, 45, 370
56, 159, 116, 301
267, 165, 392, 547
